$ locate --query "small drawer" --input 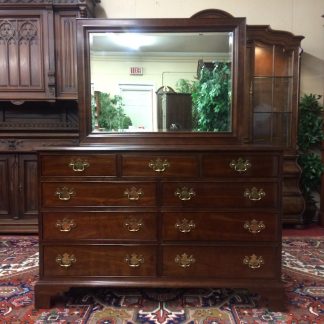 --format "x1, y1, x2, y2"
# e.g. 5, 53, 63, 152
41, 182, 156, 207
202, 153, 279, 178
162, 181, 279, 208
42, 212, 157, 241
40, 154, 117, 176
162, 212, 279, 241
121, 154, 199, 177
42, 245, 157, 277
162, 245, 279, 278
